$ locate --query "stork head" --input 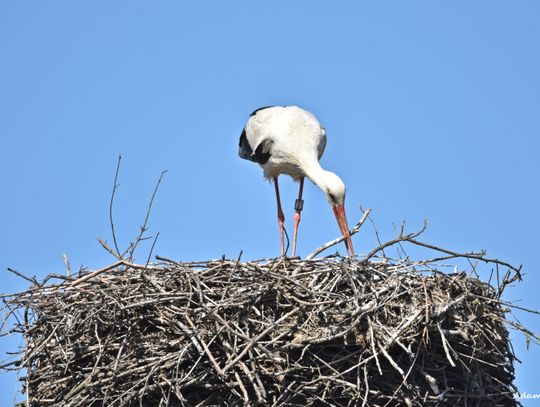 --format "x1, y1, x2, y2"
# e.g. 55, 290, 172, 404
320, 171, 355, 259
322, 172, 346, 206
